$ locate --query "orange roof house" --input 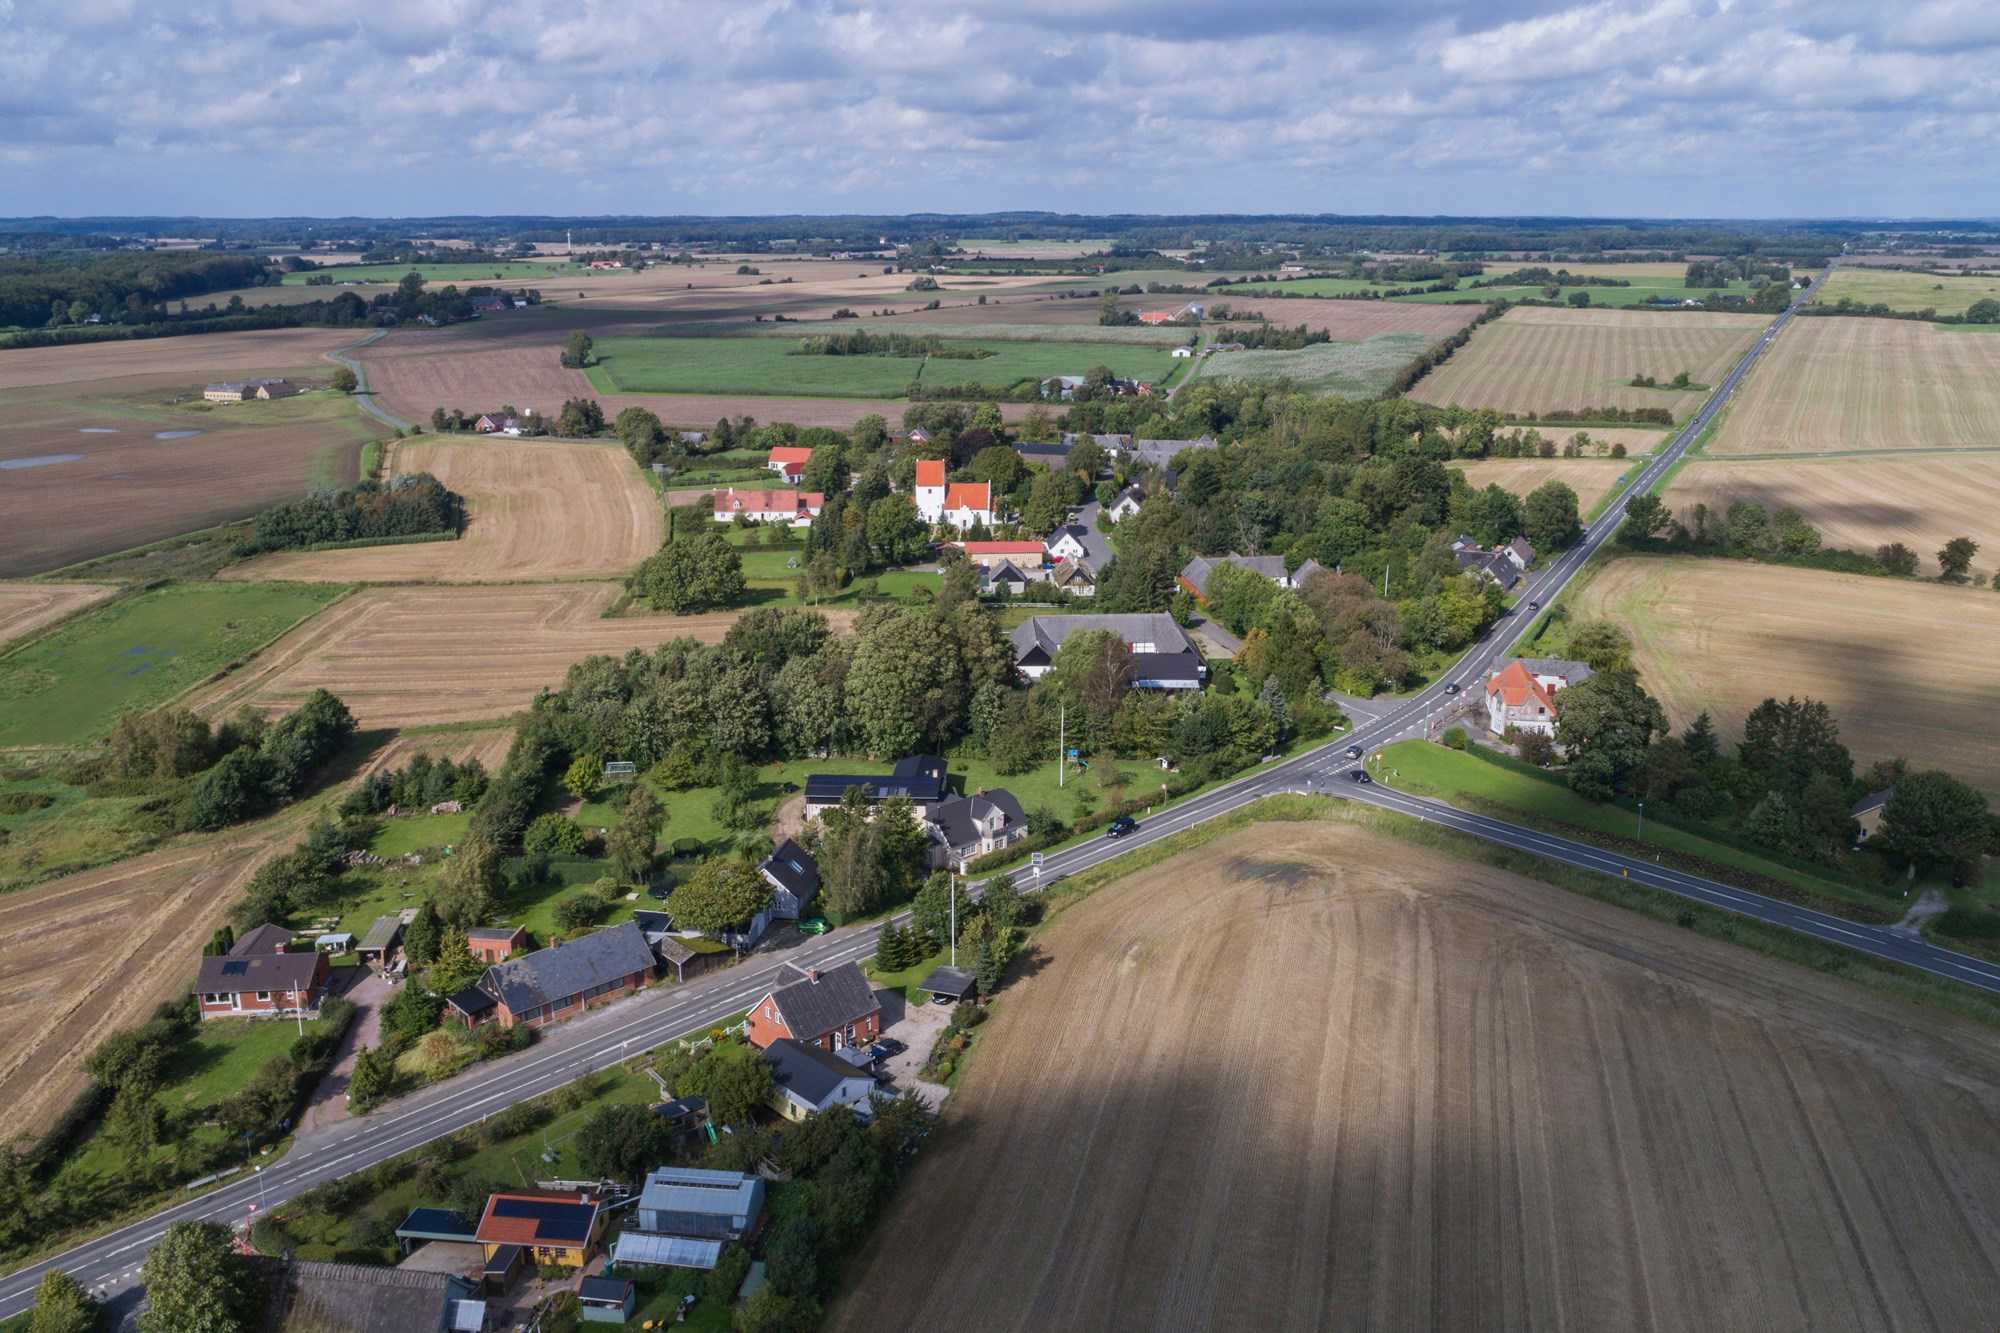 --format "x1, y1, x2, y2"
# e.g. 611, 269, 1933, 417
1484, 660, 1561, 737
943, 481, 991, 513
914, 459, 947, 489
766, 446, 813, 480
475, 1191, 605, 1271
